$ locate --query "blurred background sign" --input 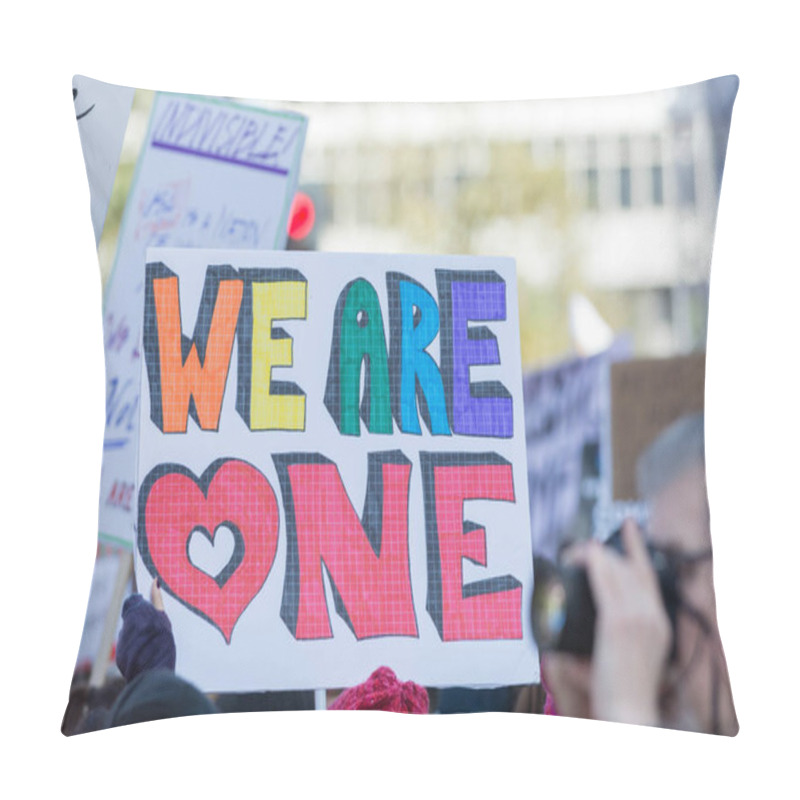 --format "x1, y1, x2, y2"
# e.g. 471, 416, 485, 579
610, 352, 706, 501
523, 338, 630, 559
